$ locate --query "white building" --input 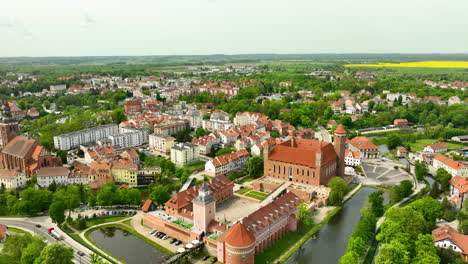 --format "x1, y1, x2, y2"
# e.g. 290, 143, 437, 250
192, 133, 221, 155
0, 169, 26, 189
423, 142, 448, 153
49, 84, 67, 93
170, 143, 200, 167
53, 124, 119, 150
433, 154, 468, 177
108, 128, 148, 149
149, 134, 175, 154
202, 119, 234, 132
36, 167, 88, 187
233, 112, 268, 126
204, 149, 250, 177
344, 150, 361, 167
432, 225, 468, 260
